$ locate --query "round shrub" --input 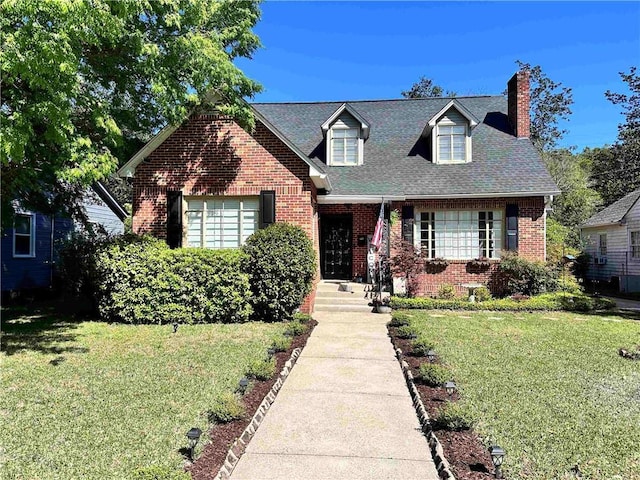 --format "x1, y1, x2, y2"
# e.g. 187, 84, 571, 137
131, 465, 191, 480
397, 325, 419, 339
207, 392, 246, 423
242, 223, 316, 322
418, 363, 450, 387
473, 285, 492, 302
498, 251, 559, 296
437, 283, 456, 300
246, 357, 276, 380
284, 321, 307, 336
271, 336, 292, 353
94, 239, 253, 324
411, 338, 435, 357
389, 312, 411, 327
432, 402, 476, 431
